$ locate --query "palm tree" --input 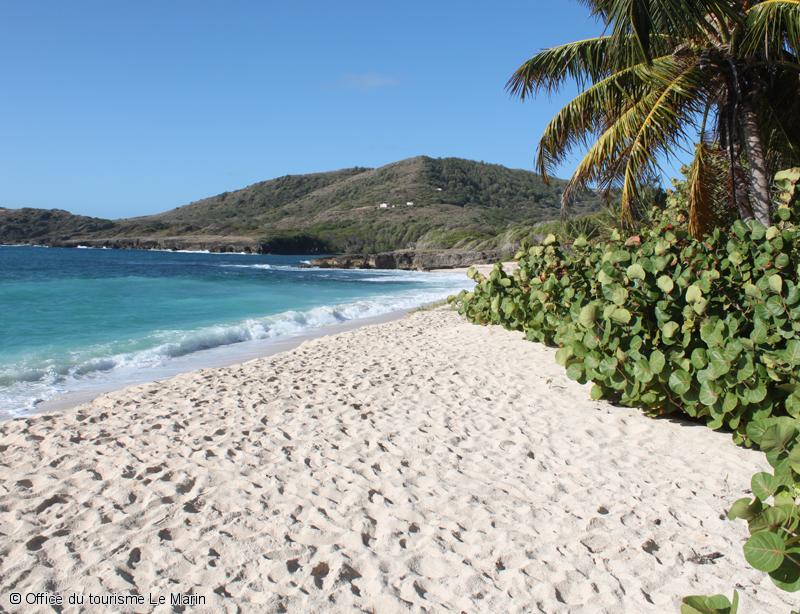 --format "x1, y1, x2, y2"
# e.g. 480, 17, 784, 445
508, 0, 800, 236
